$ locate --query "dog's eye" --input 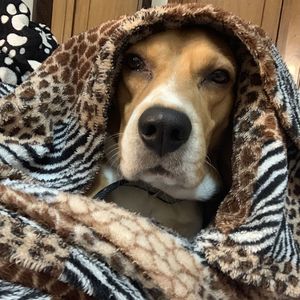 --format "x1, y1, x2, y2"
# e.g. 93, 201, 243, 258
207, 69, 230, 84
124, 53, 146, 71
